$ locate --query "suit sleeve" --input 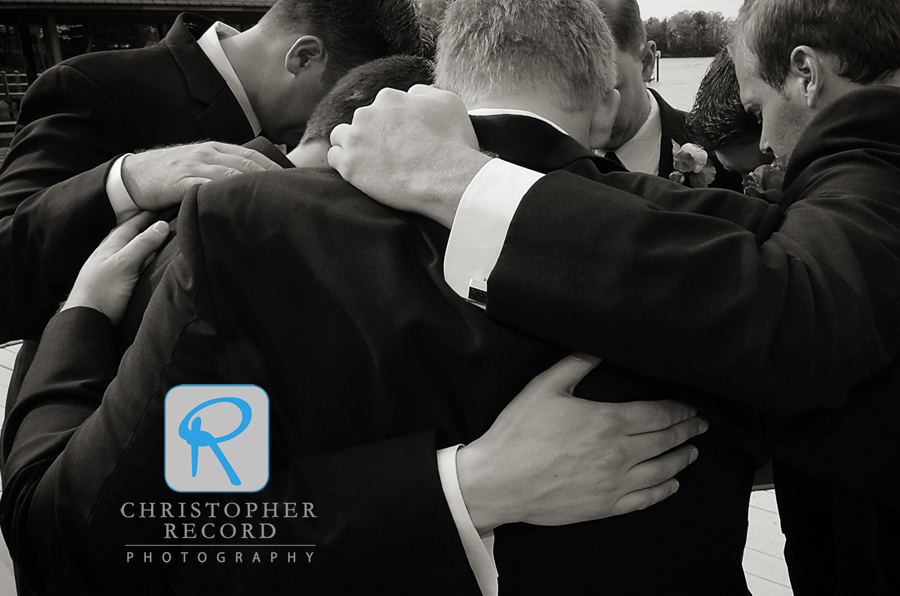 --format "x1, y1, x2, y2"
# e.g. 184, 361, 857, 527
486, 168, 900, 415
0, 64, 124, 342
0, 188, 479, 595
